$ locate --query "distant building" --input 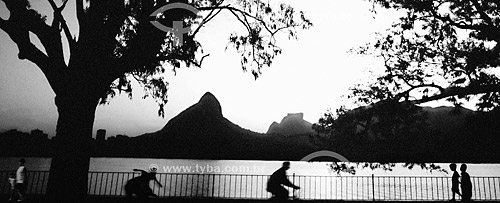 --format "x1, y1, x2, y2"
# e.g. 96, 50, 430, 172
31, 129, 48, 139
96, 129, 106, 142
115, 134, 129, 140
